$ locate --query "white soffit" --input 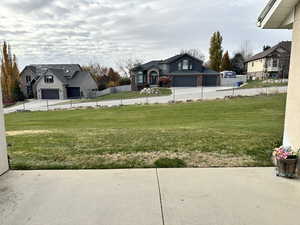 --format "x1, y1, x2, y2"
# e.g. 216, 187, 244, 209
258, 0, 298, 29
